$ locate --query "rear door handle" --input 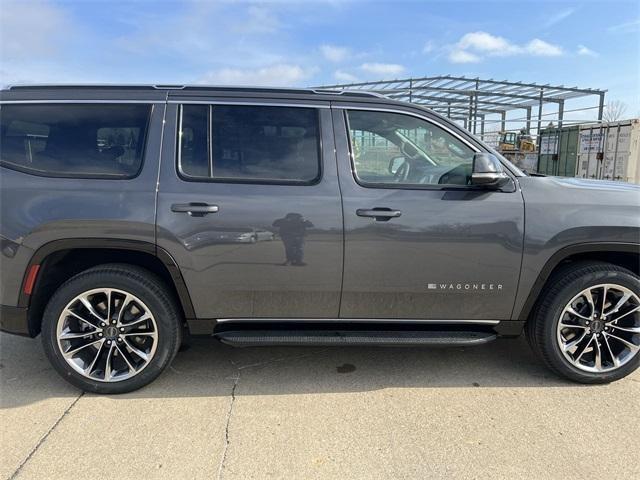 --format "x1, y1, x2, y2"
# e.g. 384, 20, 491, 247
171, 202, 219, 217
356, 208, 402, 221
